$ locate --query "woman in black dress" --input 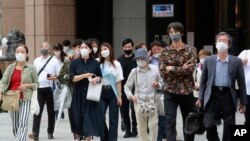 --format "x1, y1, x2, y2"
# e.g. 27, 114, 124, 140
69, 39, 102, 141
